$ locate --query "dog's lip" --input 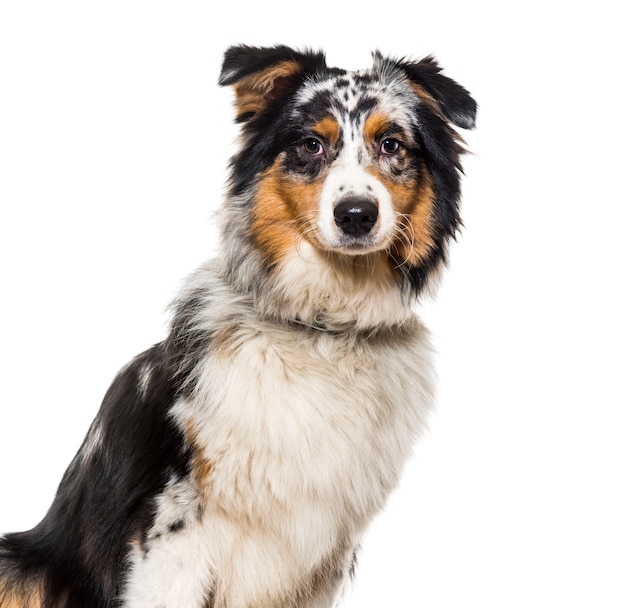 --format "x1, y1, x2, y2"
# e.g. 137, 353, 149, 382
313, 227, 391, 255
316, 237, 387, 256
